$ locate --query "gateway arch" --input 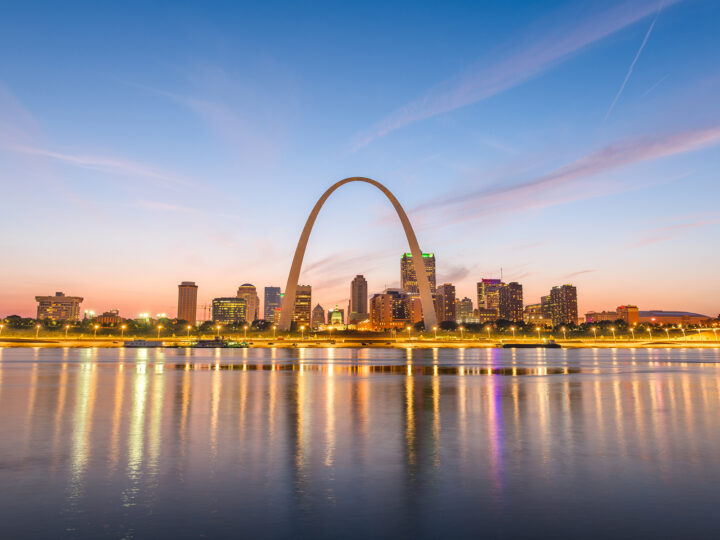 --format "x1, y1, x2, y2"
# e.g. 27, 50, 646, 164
278, 177, 438, 331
